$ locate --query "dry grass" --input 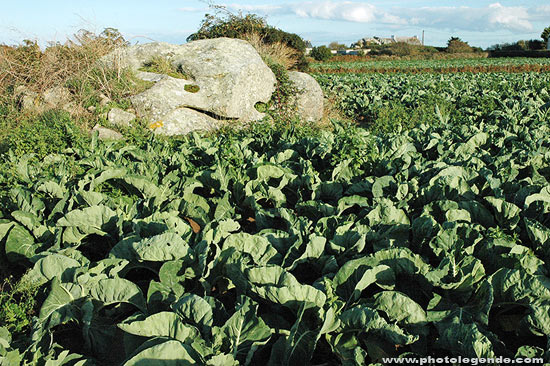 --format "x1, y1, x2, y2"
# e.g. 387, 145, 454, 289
0, 28, 143, 127
242, 32, 300, 70
1, 30, 119, 94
